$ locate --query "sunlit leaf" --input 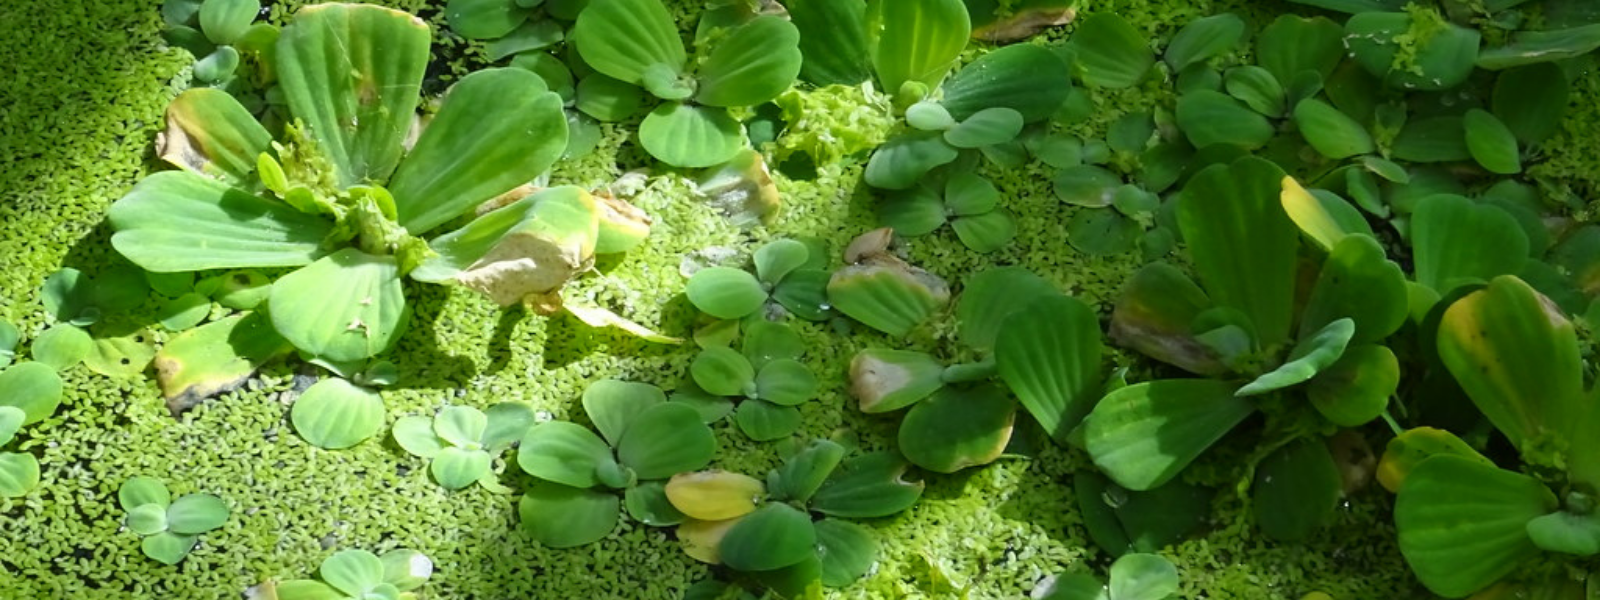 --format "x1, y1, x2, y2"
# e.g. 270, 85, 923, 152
0, 452, 40, 498
109, 172, 333, 272
1084, 379, 1254, 490
815, 519, 877, 587
786, 0, 869, 86
445, 0, 532, 39
827, 262, 950, 338
864, 132, 959, 190
290, 378, 385, 450
517, 421, 614, 489
571, 0, 684, 85
1177, 157, 1298, 345
898, 385, 1015, 473
0, 363, 63, 425
734, 400, 801, 441
868, 0, 969, 93
160, 88, 271, 186
1300, 235, 1408, 344
638, 103, 743, 168
695, 16, 802, 108
1396, 455, 1557, 598
582, 379, 665, 448
269, 248, 407, 362
940, 44, 1072, 123
519, 482, 620, 548
166, 493, 229, 535
1108, 263, 1223, 376
616, 403, 716, 480
1109, 553, 1180, 600
995, 294, 1102, 443
1237, 318, 1354, 396
665, 470, 764, 521
811, 452, 923, 518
